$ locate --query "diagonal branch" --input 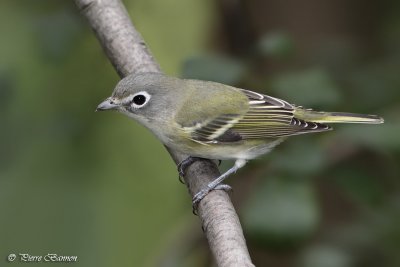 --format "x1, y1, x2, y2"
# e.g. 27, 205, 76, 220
75, 0, 254, 266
